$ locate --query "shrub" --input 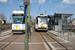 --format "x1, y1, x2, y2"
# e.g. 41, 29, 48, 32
0, 20, 2, 25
